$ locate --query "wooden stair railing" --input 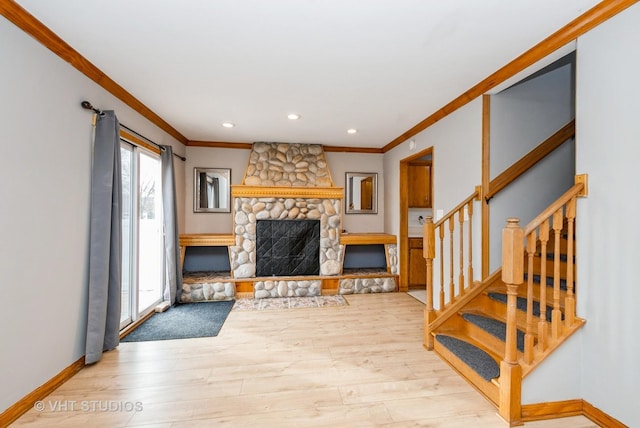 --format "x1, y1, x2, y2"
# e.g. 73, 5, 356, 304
422, 176, 588, 426
485, 120, 575, 202
519, 179, 586, 368
498, 177, 588, 423
499, 218, 525, 423
423, 186, 482, 349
